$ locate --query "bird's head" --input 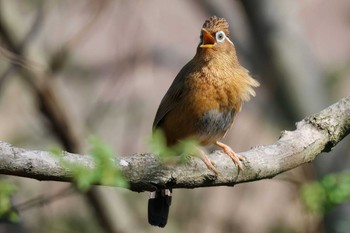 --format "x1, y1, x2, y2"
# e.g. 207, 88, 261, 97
197, 16, 234, 54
